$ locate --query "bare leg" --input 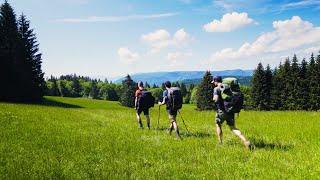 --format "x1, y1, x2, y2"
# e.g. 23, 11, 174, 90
216, 123, 223, 144
169, 123, 173, 134
145, 115, 150, 129
230, 126, 251, 148
172, 116, 181, 139
168, 115, 180, 139
136, 113, 143, 128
